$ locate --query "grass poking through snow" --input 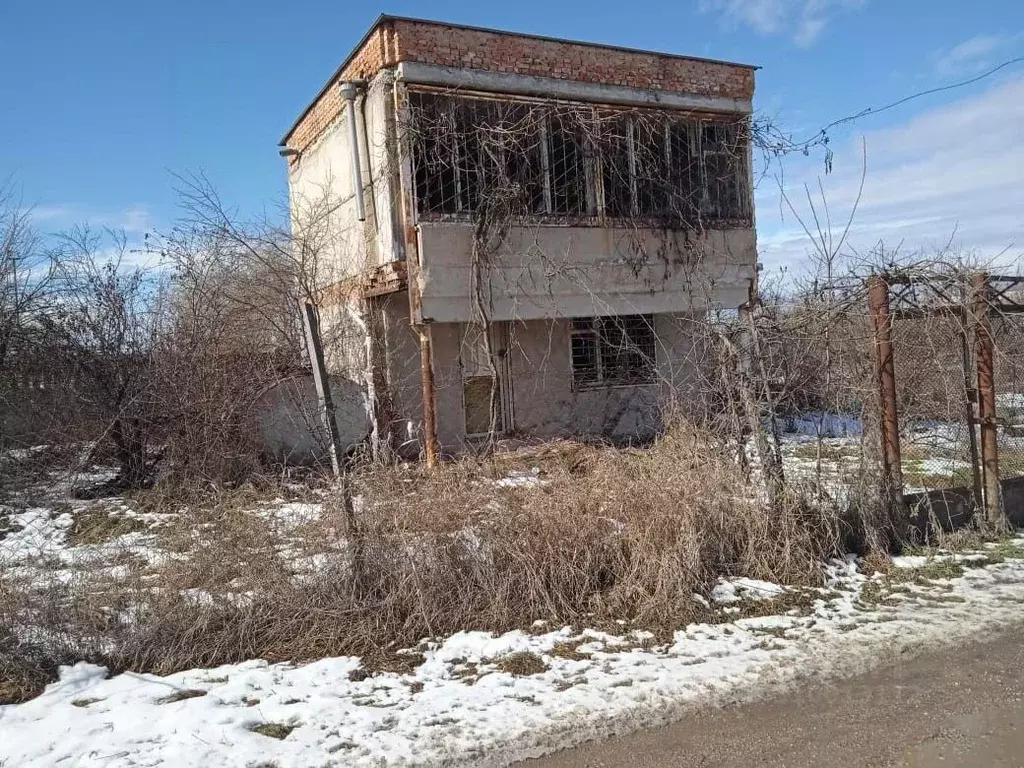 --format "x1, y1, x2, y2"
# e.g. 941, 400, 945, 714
156, 688, 207, 704
495, 651, 549, 676
249, 723, 297, 740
